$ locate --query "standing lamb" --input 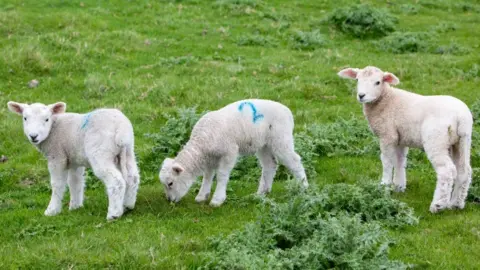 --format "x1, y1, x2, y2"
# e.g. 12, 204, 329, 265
338, 66, 473, 213
7, 101, 140, 220
159, 99, 308, 206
